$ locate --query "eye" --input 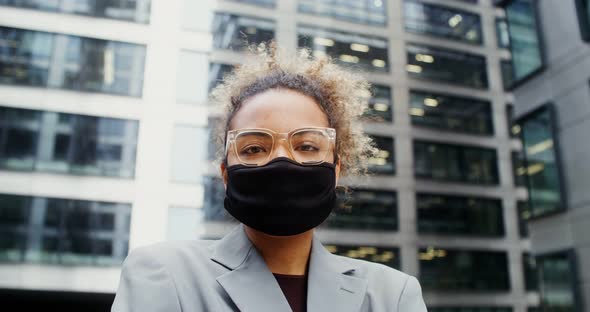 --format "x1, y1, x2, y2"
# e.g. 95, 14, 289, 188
295, 143, 320, 152
241, 145, 267, 155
